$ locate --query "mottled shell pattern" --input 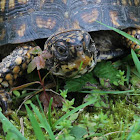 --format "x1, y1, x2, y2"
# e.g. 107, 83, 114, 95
0, 0, 140, 46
